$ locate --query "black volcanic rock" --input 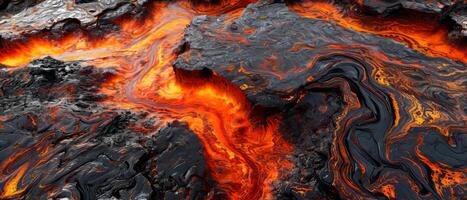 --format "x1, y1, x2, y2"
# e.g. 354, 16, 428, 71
175, 1, 463, 109
0, 58, 211, 199
175, 1, 466, 199
354, 0, 460, 14
351, 0, 467, 38
447, 3, 467, 39
0, 1, 465, 199
0, 57, 112, 113
146, 121, 210, 200
0, 106, 209, 199
0, 0, 149, 39
0, 0, 41, 16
